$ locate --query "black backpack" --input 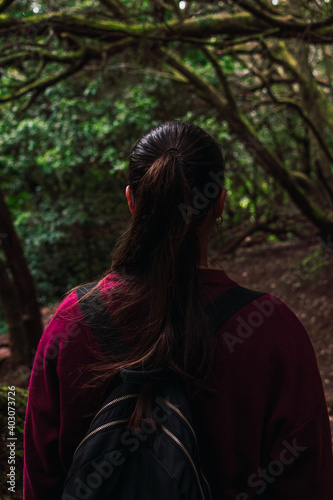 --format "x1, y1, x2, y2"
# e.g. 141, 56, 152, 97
62, 284, 264, 500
